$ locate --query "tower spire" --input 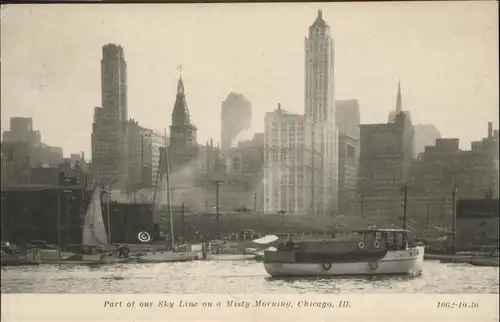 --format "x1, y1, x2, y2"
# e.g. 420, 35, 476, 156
396, 80, 402, 112
177, 76, 184, 96
318, 9, 323, 19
